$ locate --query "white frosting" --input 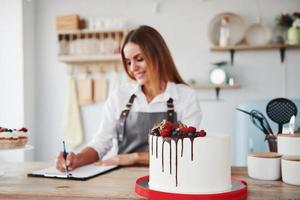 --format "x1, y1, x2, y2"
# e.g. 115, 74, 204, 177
18, 131, 27, 138
278, 134, 300, 156
149, 134, 231, 194
0, 130, 27, 139
0, 132, 15, 138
